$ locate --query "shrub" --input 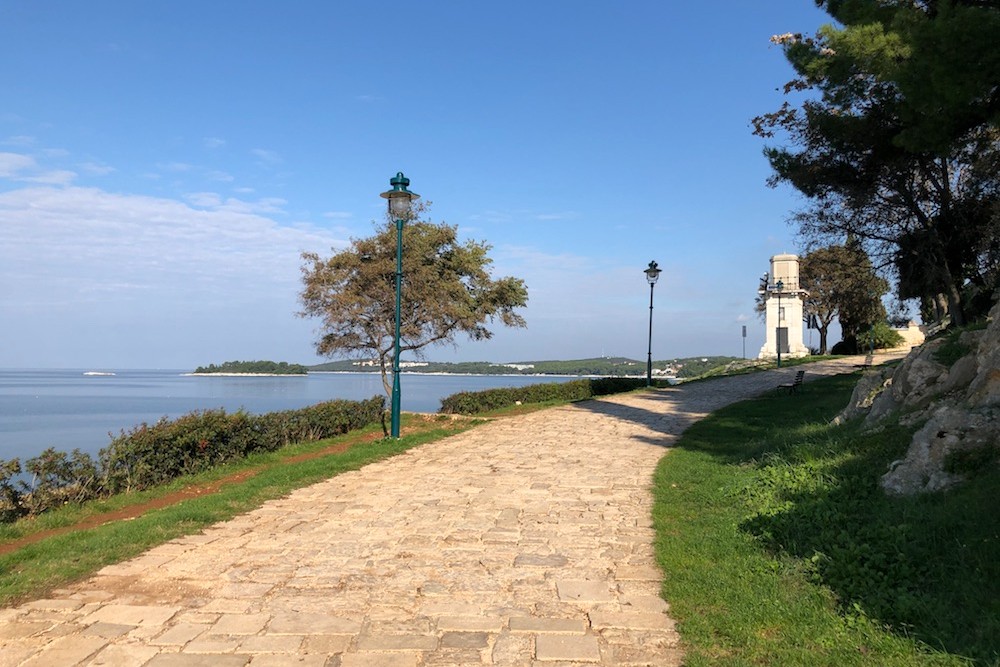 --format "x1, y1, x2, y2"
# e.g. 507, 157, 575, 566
857, 321, 905, 351
100, 396, 385, 495
20, 448, 100, 514
0, 396, 385, 520
438, 377, 665, 415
